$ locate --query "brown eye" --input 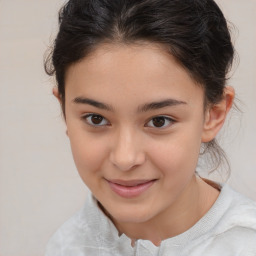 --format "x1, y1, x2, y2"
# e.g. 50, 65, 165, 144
83, 114, 109, 126
91, 115, 103, 125
146, 116, 174, 128
152, 117, 166, 127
